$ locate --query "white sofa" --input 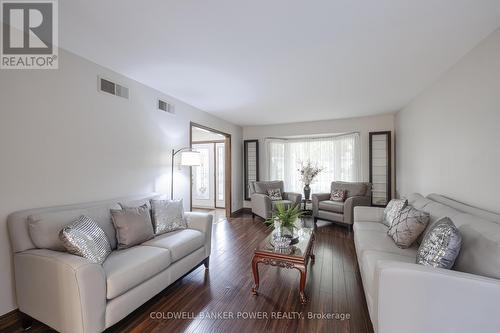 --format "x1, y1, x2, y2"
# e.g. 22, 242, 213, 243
7, 194, 213, 333
354, 193, 500, 333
